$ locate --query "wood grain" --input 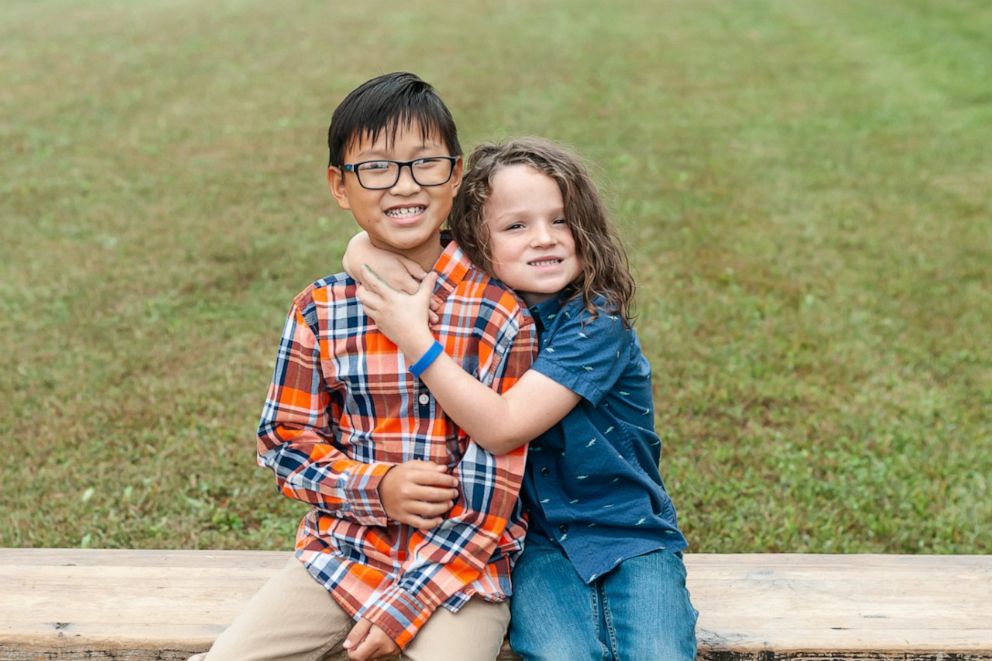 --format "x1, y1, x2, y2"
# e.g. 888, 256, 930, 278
1, 550, 990, 660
